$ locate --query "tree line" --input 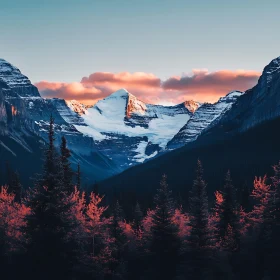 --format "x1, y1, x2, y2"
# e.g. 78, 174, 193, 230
1, 116, 280, 279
